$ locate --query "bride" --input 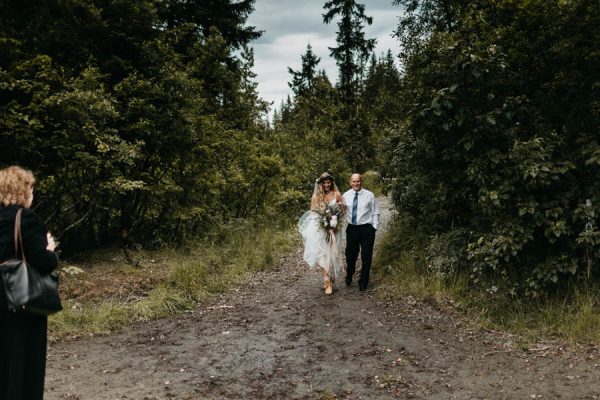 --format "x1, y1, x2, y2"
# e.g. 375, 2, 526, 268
298, 172, 346, 295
